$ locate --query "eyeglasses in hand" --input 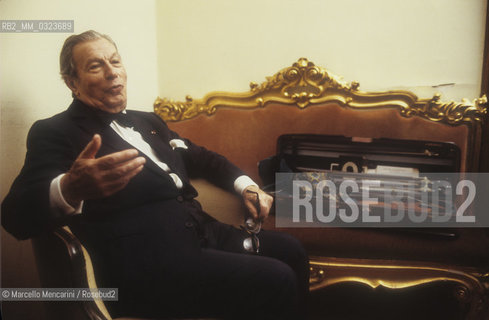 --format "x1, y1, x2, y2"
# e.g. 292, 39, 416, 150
241, 190, 262, 254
